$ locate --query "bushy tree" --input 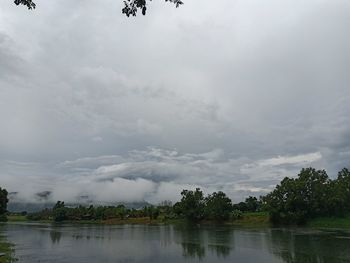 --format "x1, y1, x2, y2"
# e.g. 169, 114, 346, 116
332, 168, 350, 213
143, 206, 160, 220
53, 201, 68, 222
0, 187, 9, 222
244, 196, 260, 212
233, 196, 261, 212
264, 168, 332, 225
204, 191, 232, 221
174, 188, 205, 221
